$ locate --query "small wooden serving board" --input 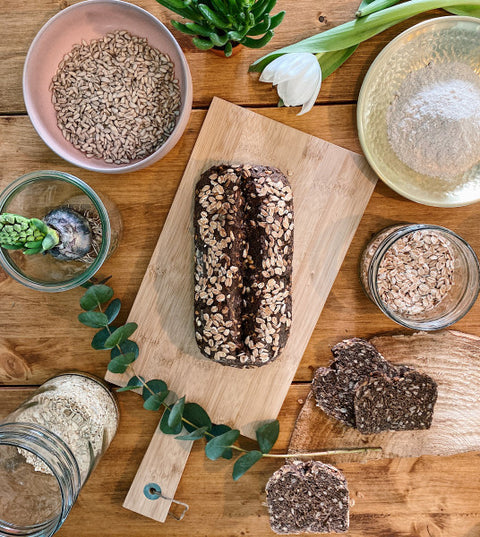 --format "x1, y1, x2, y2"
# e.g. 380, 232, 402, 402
105, 97, 377, 522
290, 330, 480, 460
